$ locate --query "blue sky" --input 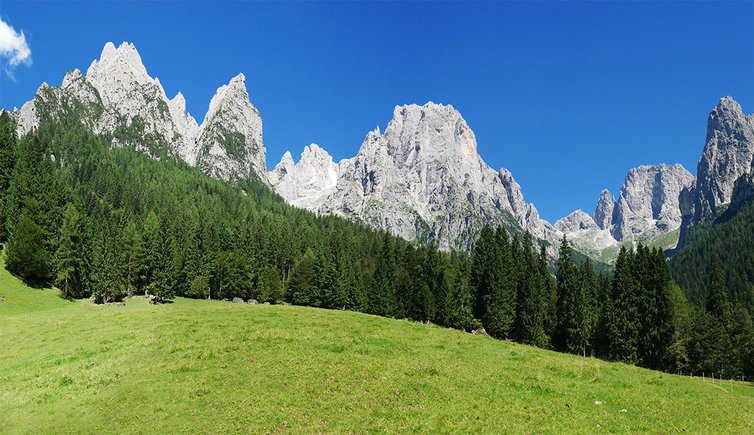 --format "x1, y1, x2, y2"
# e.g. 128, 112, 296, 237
1, 1, 752, 222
